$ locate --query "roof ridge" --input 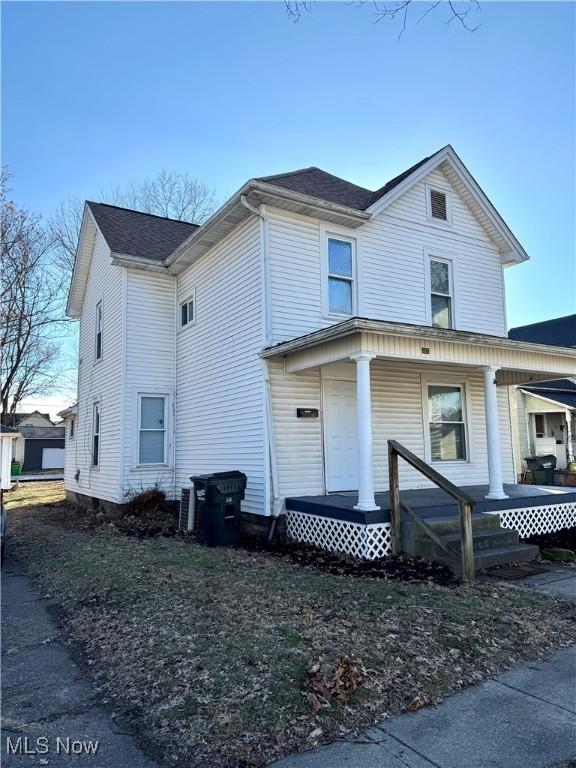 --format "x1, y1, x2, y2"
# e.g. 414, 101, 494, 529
86, 201, 200, 227
256, 166, 320, 182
